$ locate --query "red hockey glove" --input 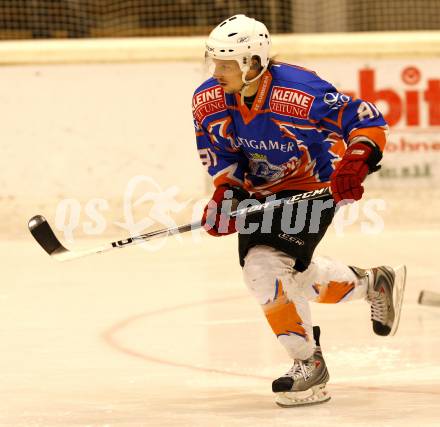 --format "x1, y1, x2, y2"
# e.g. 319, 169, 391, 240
331, 141, 382, 203
201, 185, 249, 237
